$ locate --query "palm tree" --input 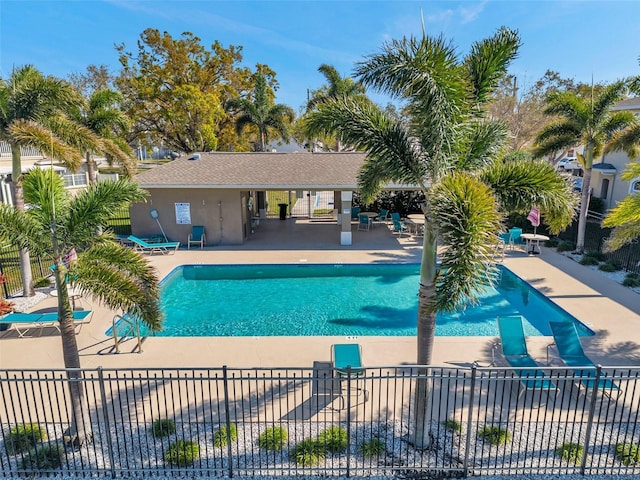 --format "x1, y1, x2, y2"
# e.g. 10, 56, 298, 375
71, 88, 136, 183
306, 64, 367, 152
0, 65, 100, 295
225, 73, 295, 152
0, 168, 162, 445
304, 27, 577, 447
534, 81, 636, 253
